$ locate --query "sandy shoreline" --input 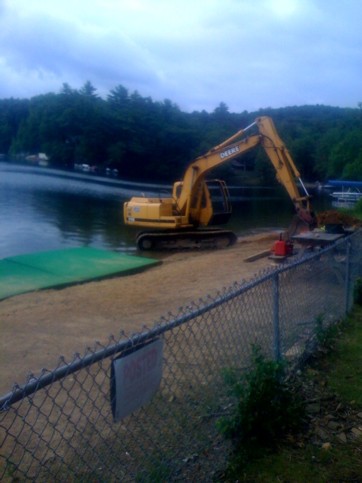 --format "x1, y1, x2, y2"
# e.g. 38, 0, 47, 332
0, 232, 278, 394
